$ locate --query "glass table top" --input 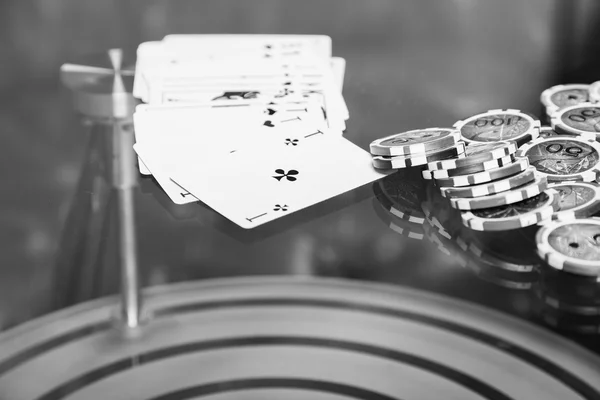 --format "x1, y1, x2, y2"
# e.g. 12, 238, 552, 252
1, 0, 599, 358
